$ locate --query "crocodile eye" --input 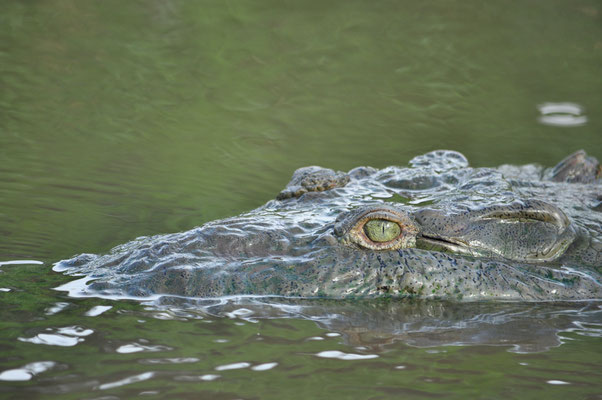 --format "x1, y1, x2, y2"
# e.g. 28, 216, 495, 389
334, 206, 419, 251
363, 219, 401, 242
